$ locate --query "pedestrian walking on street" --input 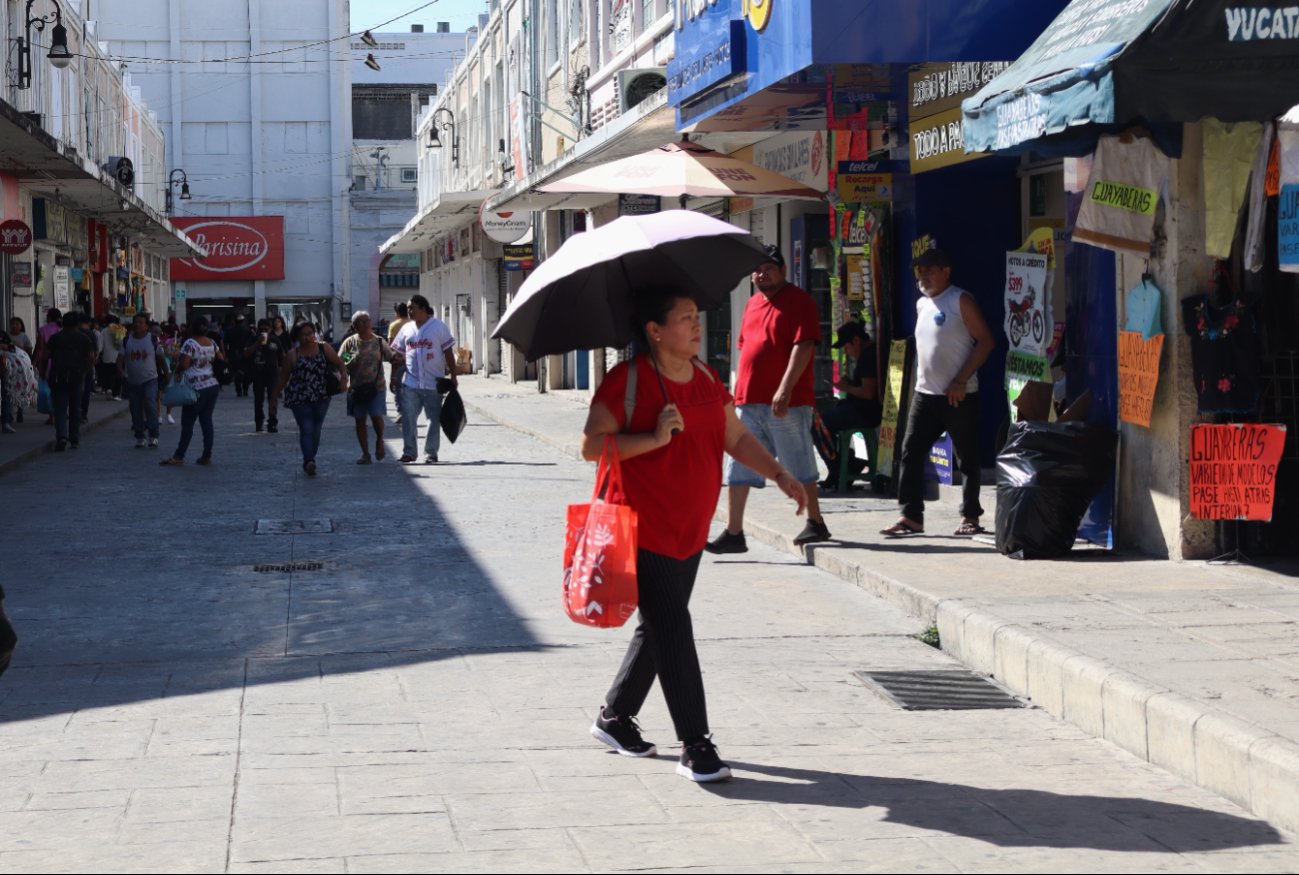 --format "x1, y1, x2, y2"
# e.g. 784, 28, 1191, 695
707, 246, 830, 554
338, 311, 393, 464
274, 321, 347, 476
78, 313, 100, 423
118, 314, 167, 449
246, 318, 283, 433
34, 311, 95, 451
582, 286, 807, 783
882, 249, 996, 537
390, 295, 456, 464
387, 302, 411, 424
97, 315, 124, 401
271, 315, 291, 355
160, 316, 222, 466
